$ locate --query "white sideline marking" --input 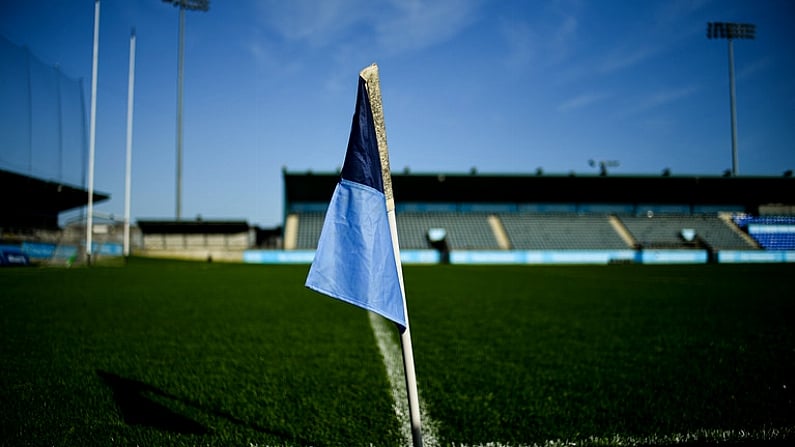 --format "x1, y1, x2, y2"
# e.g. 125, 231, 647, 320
369, 312, 441, 447
449, 425, 794, 446
247, 424, 793, 446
